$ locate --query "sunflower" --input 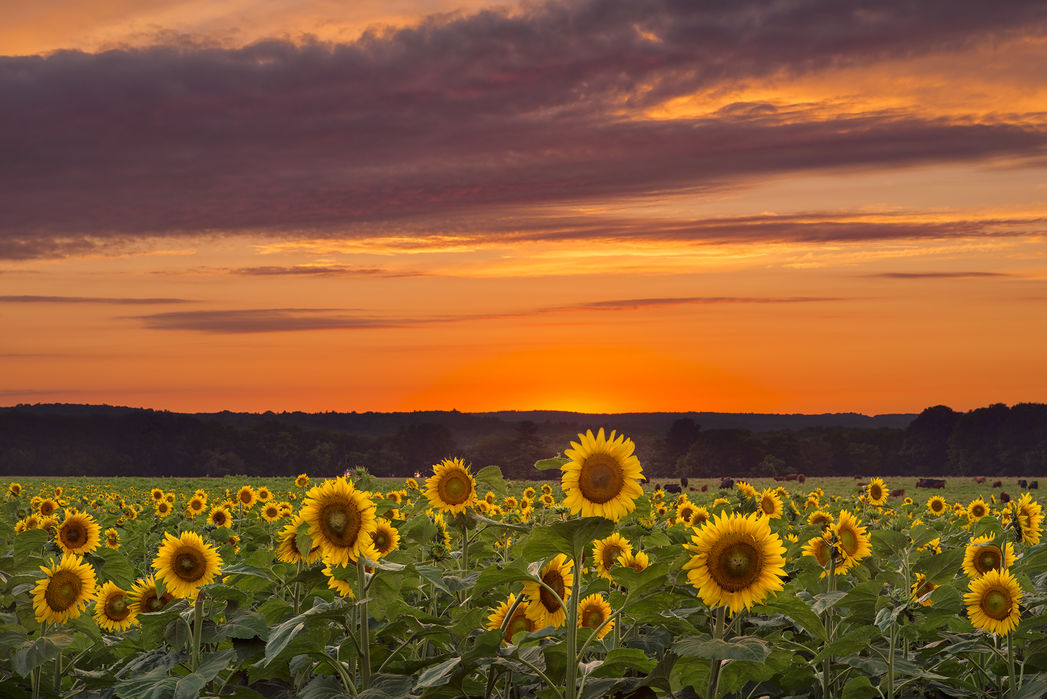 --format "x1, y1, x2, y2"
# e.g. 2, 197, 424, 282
255, 486, 272, 503
561, 429, 645, 522
155, 501, 172, 517
484, 491, 497, 505
152, 531, 223, 599
322, 565, 356, 599
577, 593, 614, 639
757, 490, 782, 519
425, 458, 478, 515
504, 496, 518, 510
405, 477, 418, 490
38, 498, 59, 517
541, 483, 553, 495
618, 550, 649, 573
93, 581, 137, 632
911, 573, 937, 607
832, 510, 871, 565
965, 568, 1022, 635
367, 518, 400, 557
807, 510, 834, 530
186, 496, 207, 517
522, 554, 574, 628
691, 506, 710, 527
593, 533, 632, 579
523, 487, 536, 499
56, 511, 101, 555
800, 535, 856, 577
164, 493, 175, 504
963, 535, 1015, 578
540, 493, 555, 507
129, 575, 175, 614
966, 498, 989, 522
488, 593, 537, 643
386, 490, 403, 504
735, 481, 757, 499
260, 503, 283, 522
1012, 493, 1043, 544
236, 486, 256, 509
150, 488, 165, 502
683, 512, 787, 613
104, 528, 120, 550
926, 496, 947, 516
31, 553, 97, 624
676, 501, 697, 525
207, 505, 231, 528
866, 478, 888, 506
8, 482, 21, 496
294, 473, 310, 488
301, 477, 378, 565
